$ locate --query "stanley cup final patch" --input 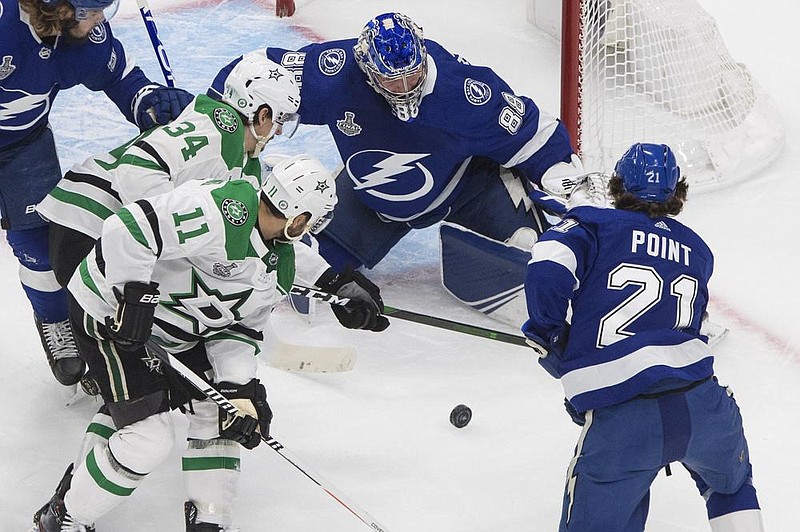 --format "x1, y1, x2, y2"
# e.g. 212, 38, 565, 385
336, 111, 362, 136
0, 56, 16, 80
